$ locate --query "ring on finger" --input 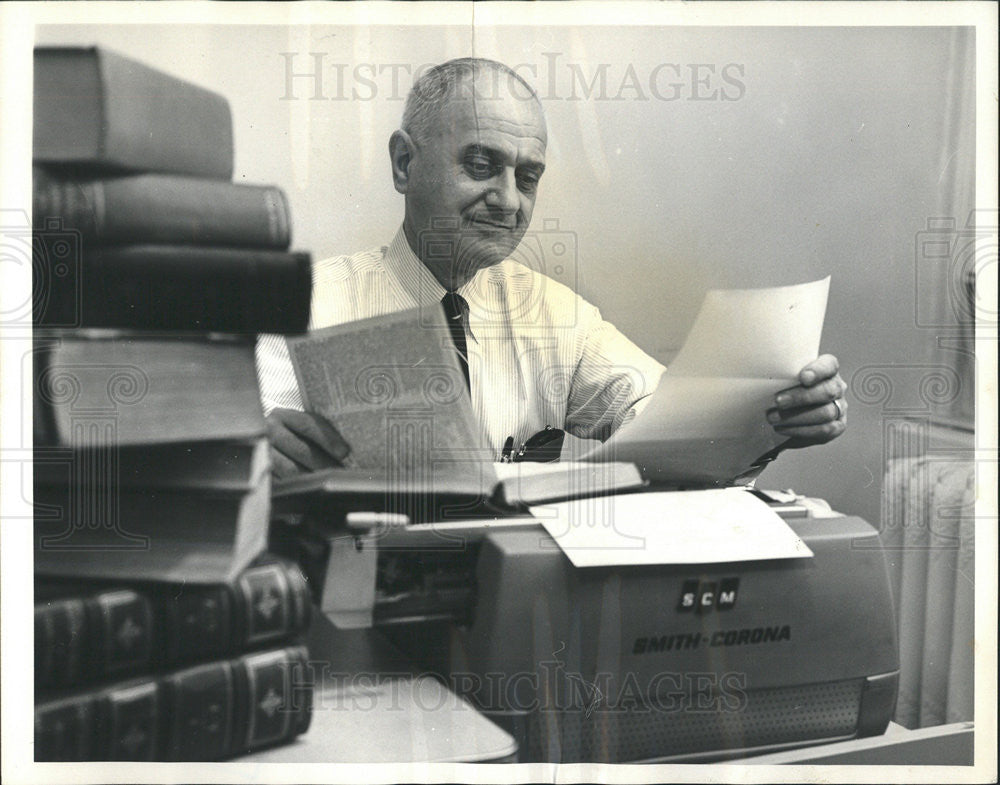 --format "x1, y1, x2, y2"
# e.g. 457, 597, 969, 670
832, 398, 846, 421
